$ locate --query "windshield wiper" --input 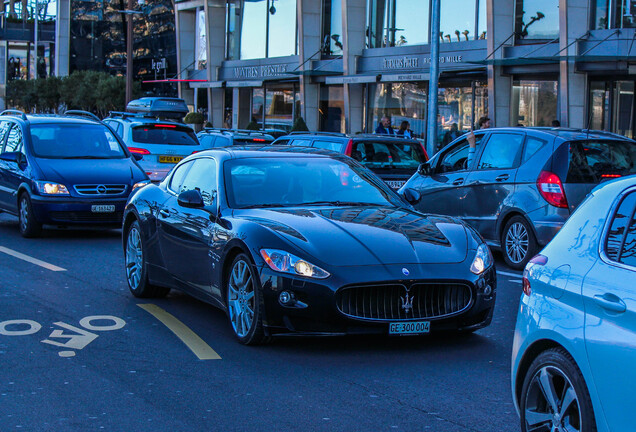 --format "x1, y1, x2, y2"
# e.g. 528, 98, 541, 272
300, 201, 384, 207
